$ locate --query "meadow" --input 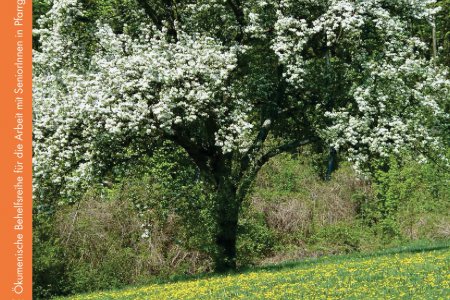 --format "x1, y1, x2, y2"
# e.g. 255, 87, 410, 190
59, 243, 450, 300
